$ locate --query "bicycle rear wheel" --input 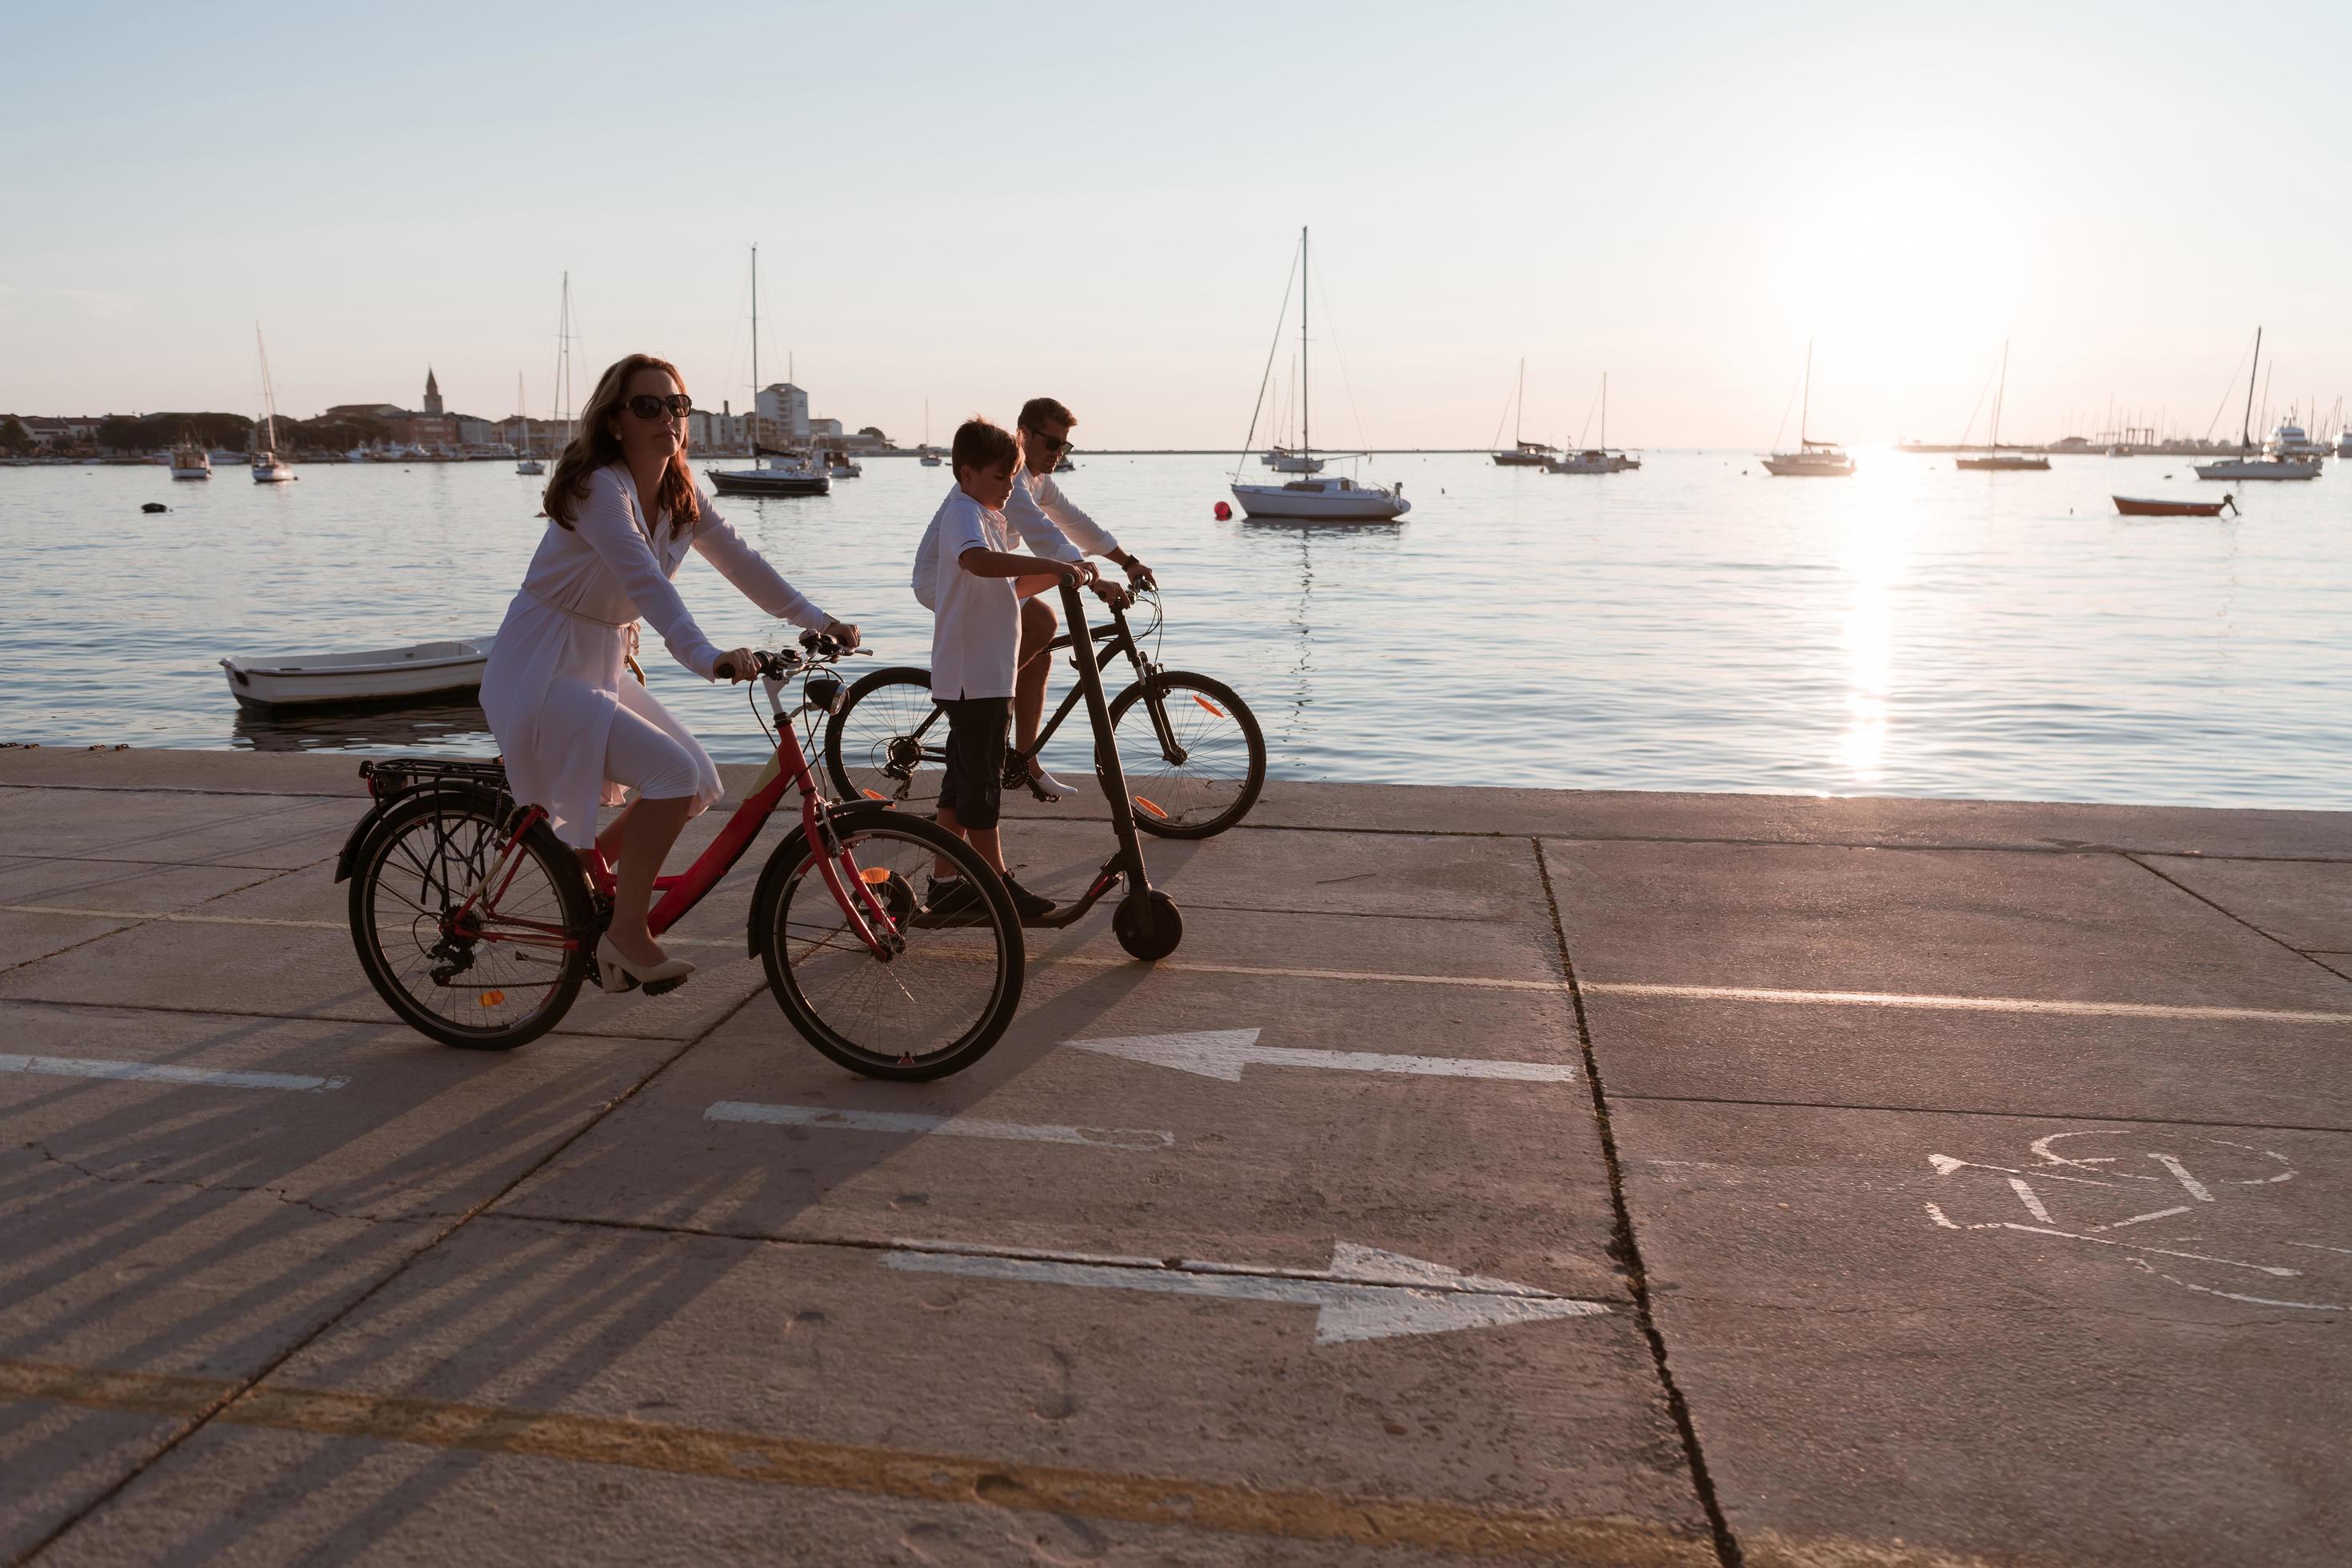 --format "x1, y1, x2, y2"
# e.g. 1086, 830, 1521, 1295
1107, 671, 1266, 839
760, 814, 1022, 1080
349, 790, 590, 1050
825, 666, 947, 808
